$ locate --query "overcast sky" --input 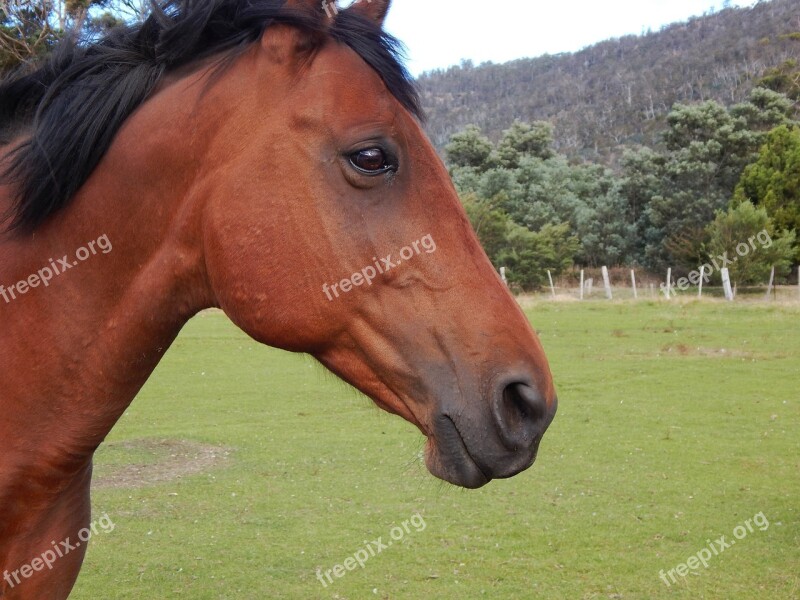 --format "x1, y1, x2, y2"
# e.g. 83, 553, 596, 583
348, 0, 757, 75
